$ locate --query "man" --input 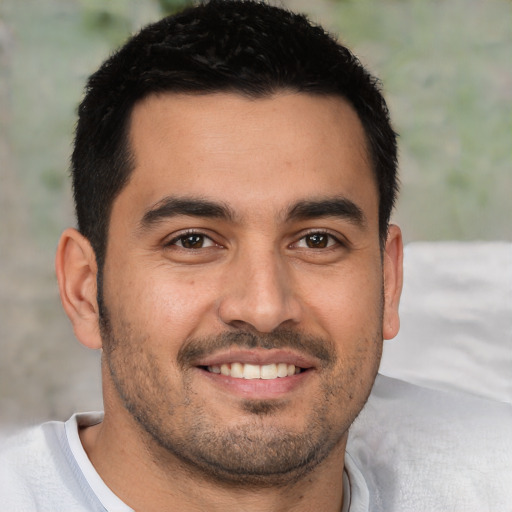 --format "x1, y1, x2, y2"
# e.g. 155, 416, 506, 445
1, 1, 511, 511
